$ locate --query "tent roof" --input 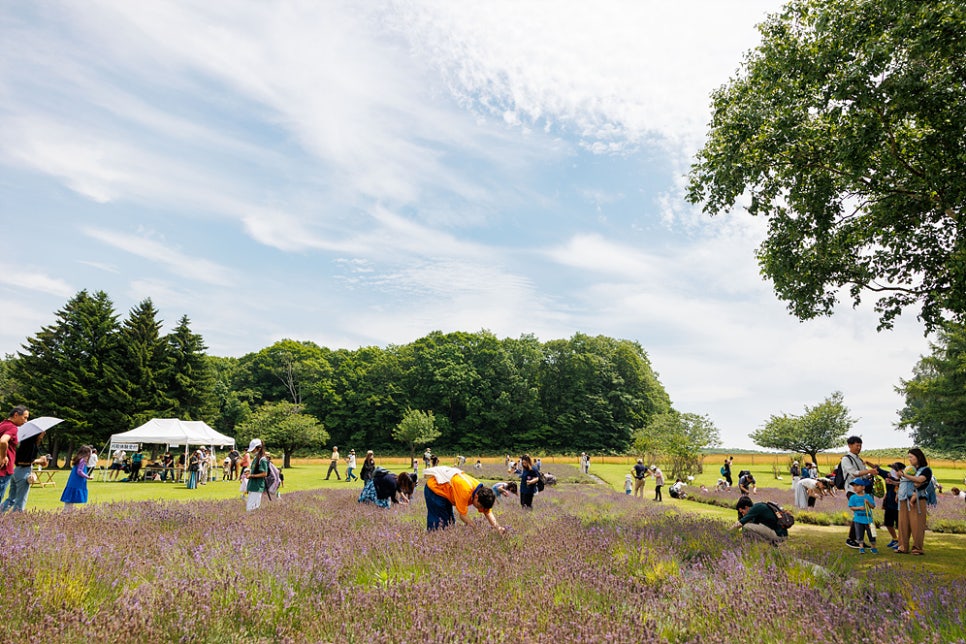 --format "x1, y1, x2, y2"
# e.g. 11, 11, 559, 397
110, 418, 235, 448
